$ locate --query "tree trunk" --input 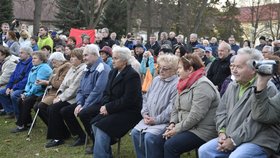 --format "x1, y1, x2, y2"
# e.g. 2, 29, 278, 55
126, 0, 136, 33
146, 0, 152, 41
33, 0, 43, 36
193, 0, 208, 33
